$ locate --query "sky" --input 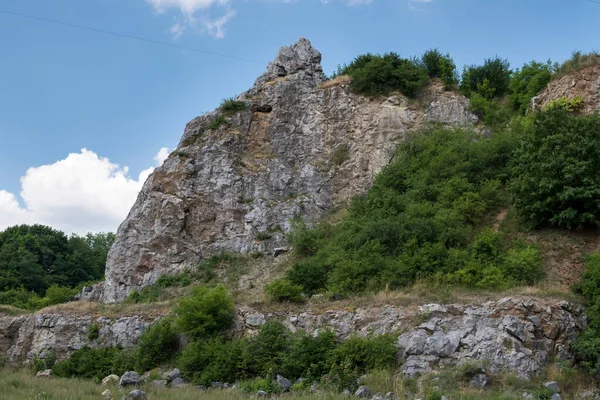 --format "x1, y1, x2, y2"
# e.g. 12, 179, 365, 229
0, 0, 599, 234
